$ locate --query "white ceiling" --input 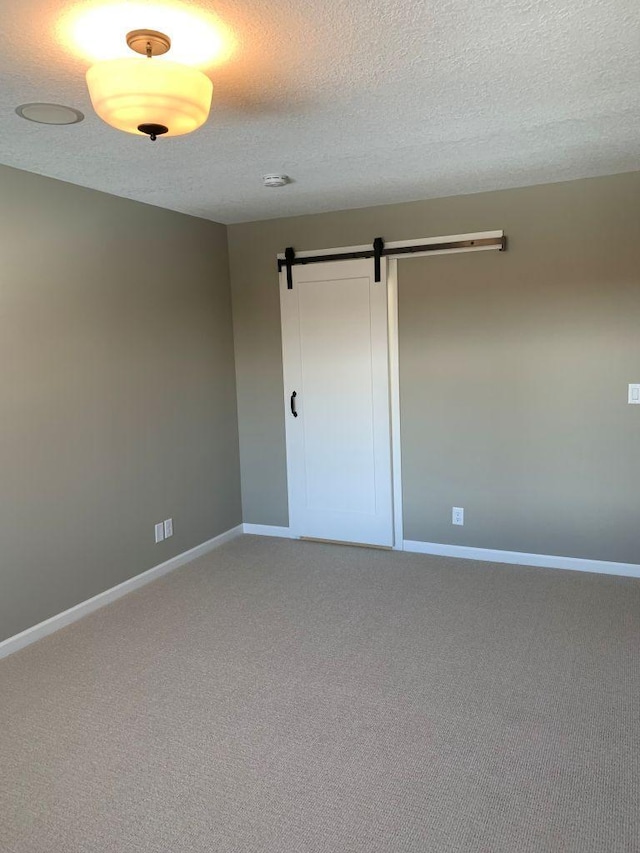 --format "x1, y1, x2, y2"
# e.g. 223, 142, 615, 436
1, 0, 639, 224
